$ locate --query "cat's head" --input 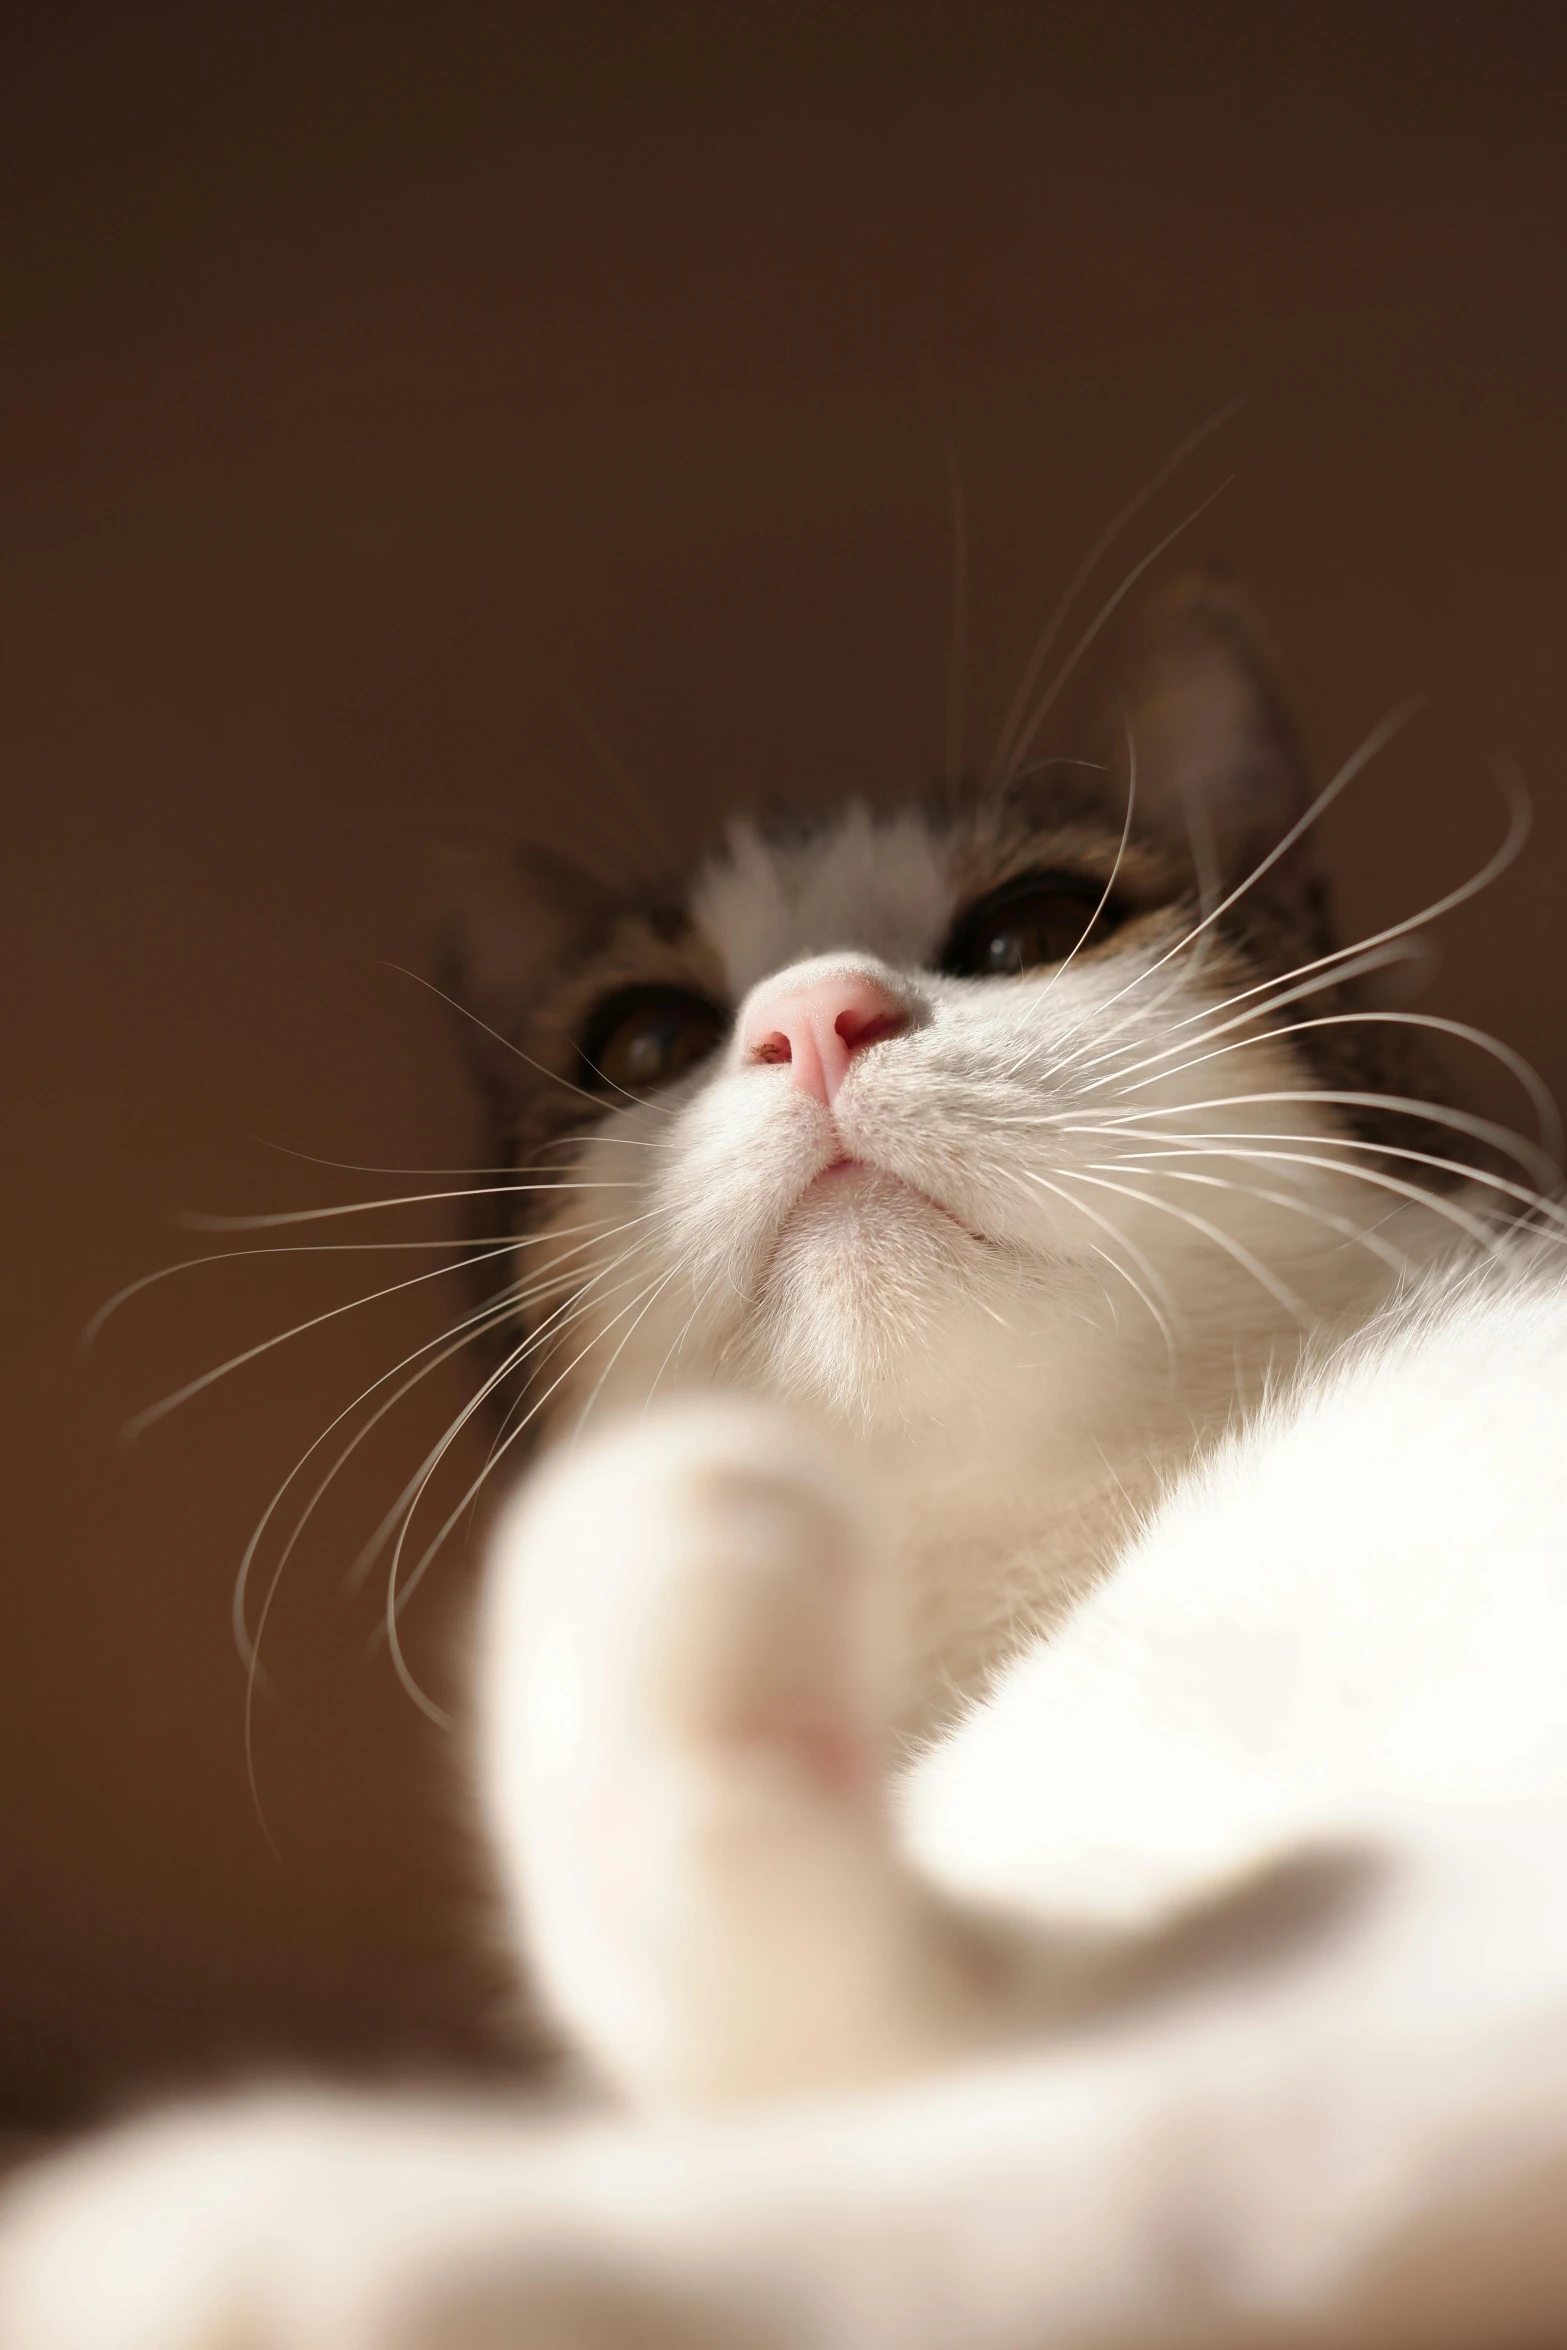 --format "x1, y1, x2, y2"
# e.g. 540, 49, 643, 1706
444, 575, 1457, 1472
